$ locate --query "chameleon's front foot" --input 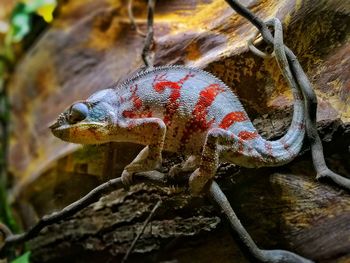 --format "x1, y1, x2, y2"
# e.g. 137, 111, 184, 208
121, 169, 134, 188
121, 145, 163, 188
121, 162, 163, 188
